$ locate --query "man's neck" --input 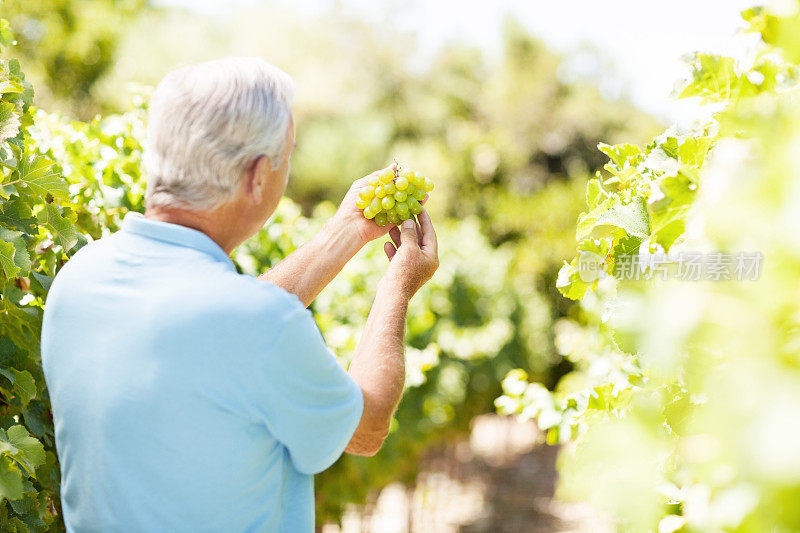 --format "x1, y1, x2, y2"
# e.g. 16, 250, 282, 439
145, 205, 241, 255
